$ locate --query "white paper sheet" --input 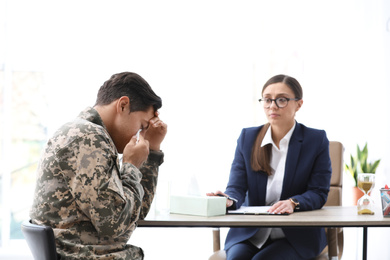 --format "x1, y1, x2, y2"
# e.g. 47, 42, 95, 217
228, 206, 289, 215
